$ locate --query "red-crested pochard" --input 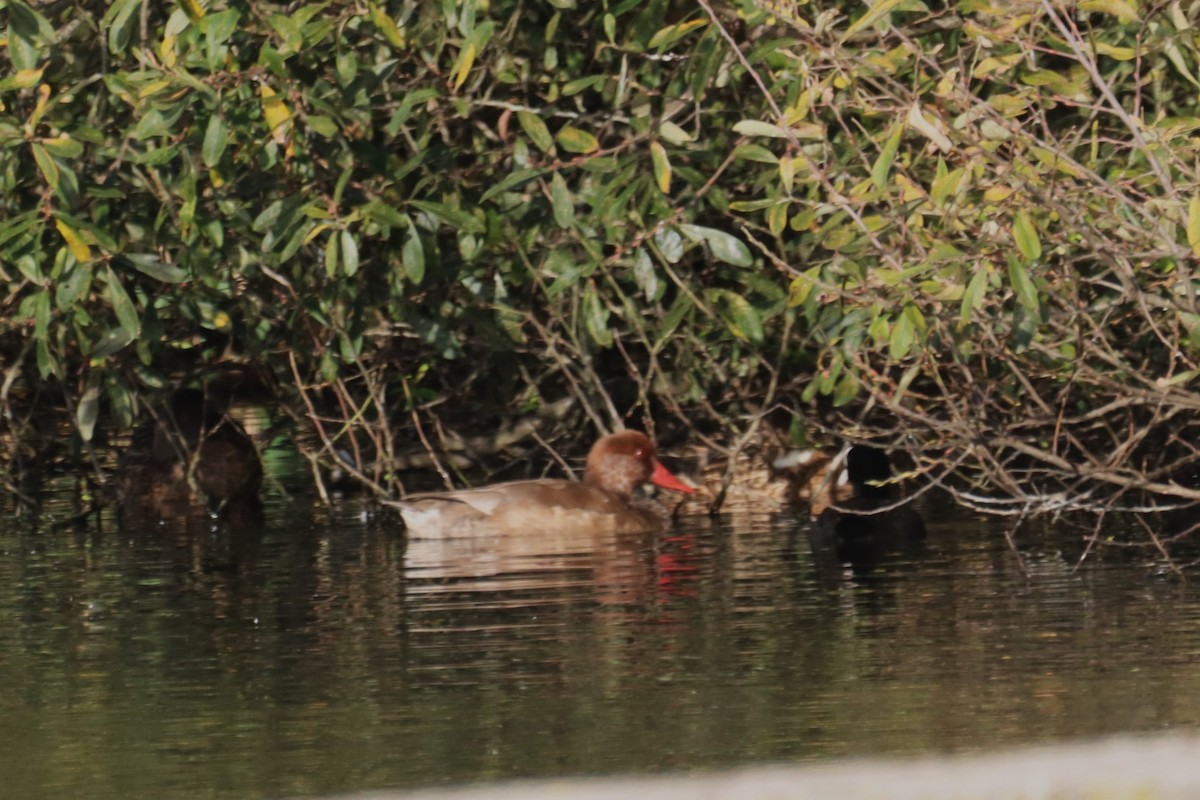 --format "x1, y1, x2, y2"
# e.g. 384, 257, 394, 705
387, 430, 694, 538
